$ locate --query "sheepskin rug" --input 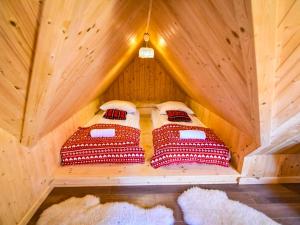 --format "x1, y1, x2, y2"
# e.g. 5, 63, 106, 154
37, 195, 174, 225
178, 187, 280, 225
